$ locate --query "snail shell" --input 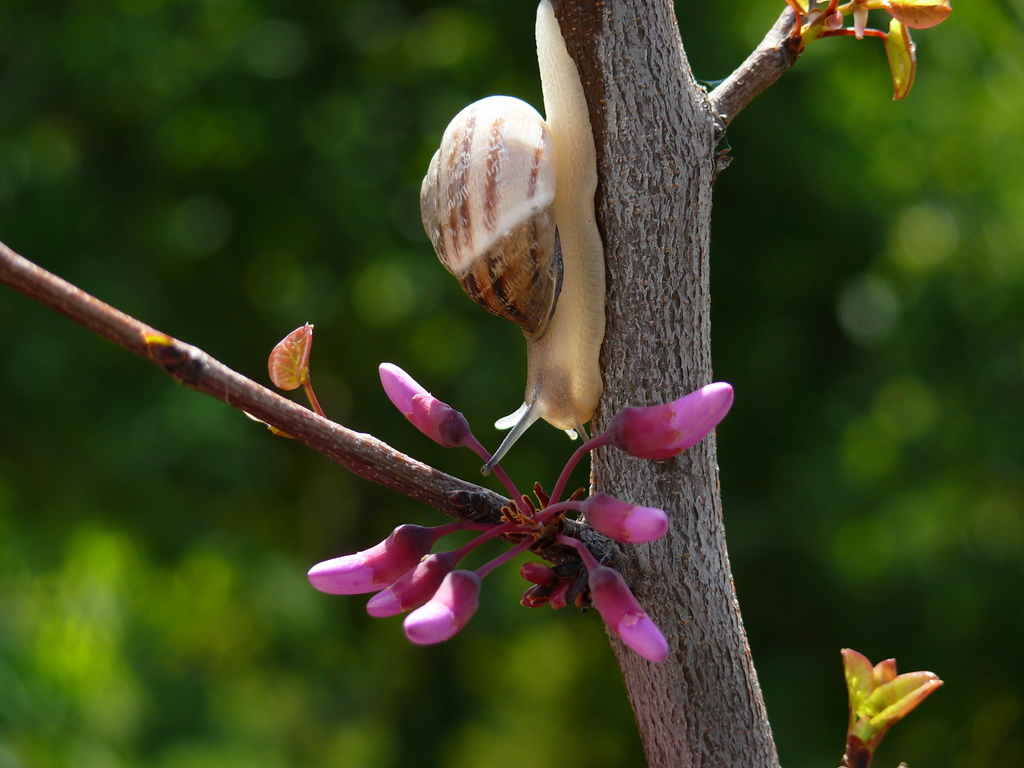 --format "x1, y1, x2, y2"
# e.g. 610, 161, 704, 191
420, 96, 563, 341
420, 0, 605, 471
